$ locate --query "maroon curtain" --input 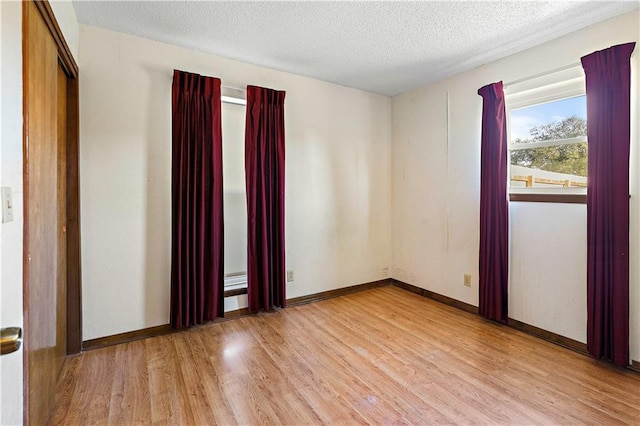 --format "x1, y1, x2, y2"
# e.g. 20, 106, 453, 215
581, 42, 635, 366
245, 85, 286, 312
478, 81, 509, 323
170, 70, 224, 329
